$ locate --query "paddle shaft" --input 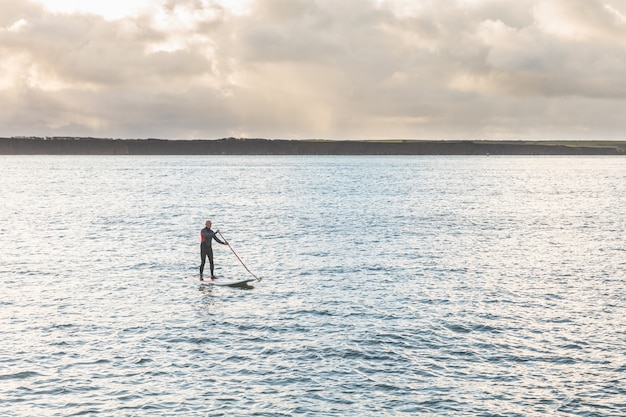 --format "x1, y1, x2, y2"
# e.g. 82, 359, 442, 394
218, 231, 261, 281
